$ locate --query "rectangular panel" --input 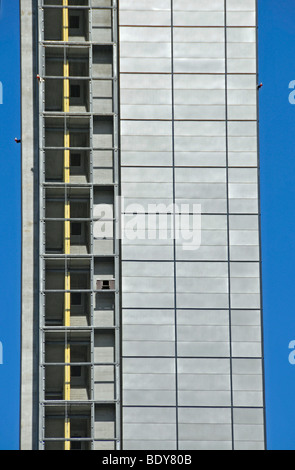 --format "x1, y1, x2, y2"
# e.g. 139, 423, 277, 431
232, 359, 264, 407
226, 12, 256, 27
178, 359, 231, 407
174, 42, 224, 59
233, 408, 264, 450
119, 11, 171, 27
177, 324, 230, 357
120, 42, 171, 59
227, 0, 256, 11
173, 12, 224, 27
174, 0, 224, 10
173, 27, 224, 43
120, 0, 171, 10
119, 27, 171, 43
